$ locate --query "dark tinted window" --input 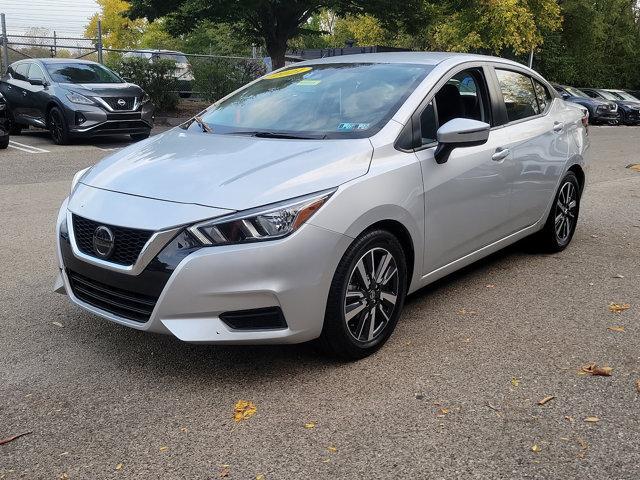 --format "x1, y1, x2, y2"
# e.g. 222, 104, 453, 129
13, 63, 29, 81
45, 63, 122, 84
533, 80, 552, 113
496, 69, 540, 122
